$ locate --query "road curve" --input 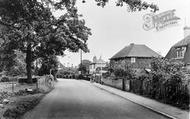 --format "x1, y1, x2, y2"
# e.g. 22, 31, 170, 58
22, 79, 169, 119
